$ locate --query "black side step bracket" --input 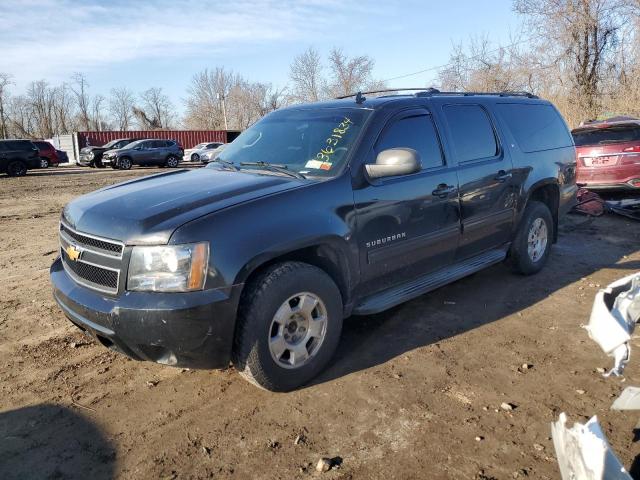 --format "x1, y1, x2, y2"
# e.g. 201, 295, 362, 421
353, 247, 509, 315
